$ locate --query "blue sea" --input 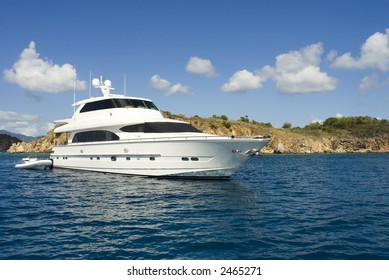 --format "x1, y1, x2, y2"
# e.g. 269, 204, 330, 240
1, 153, 388, 260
